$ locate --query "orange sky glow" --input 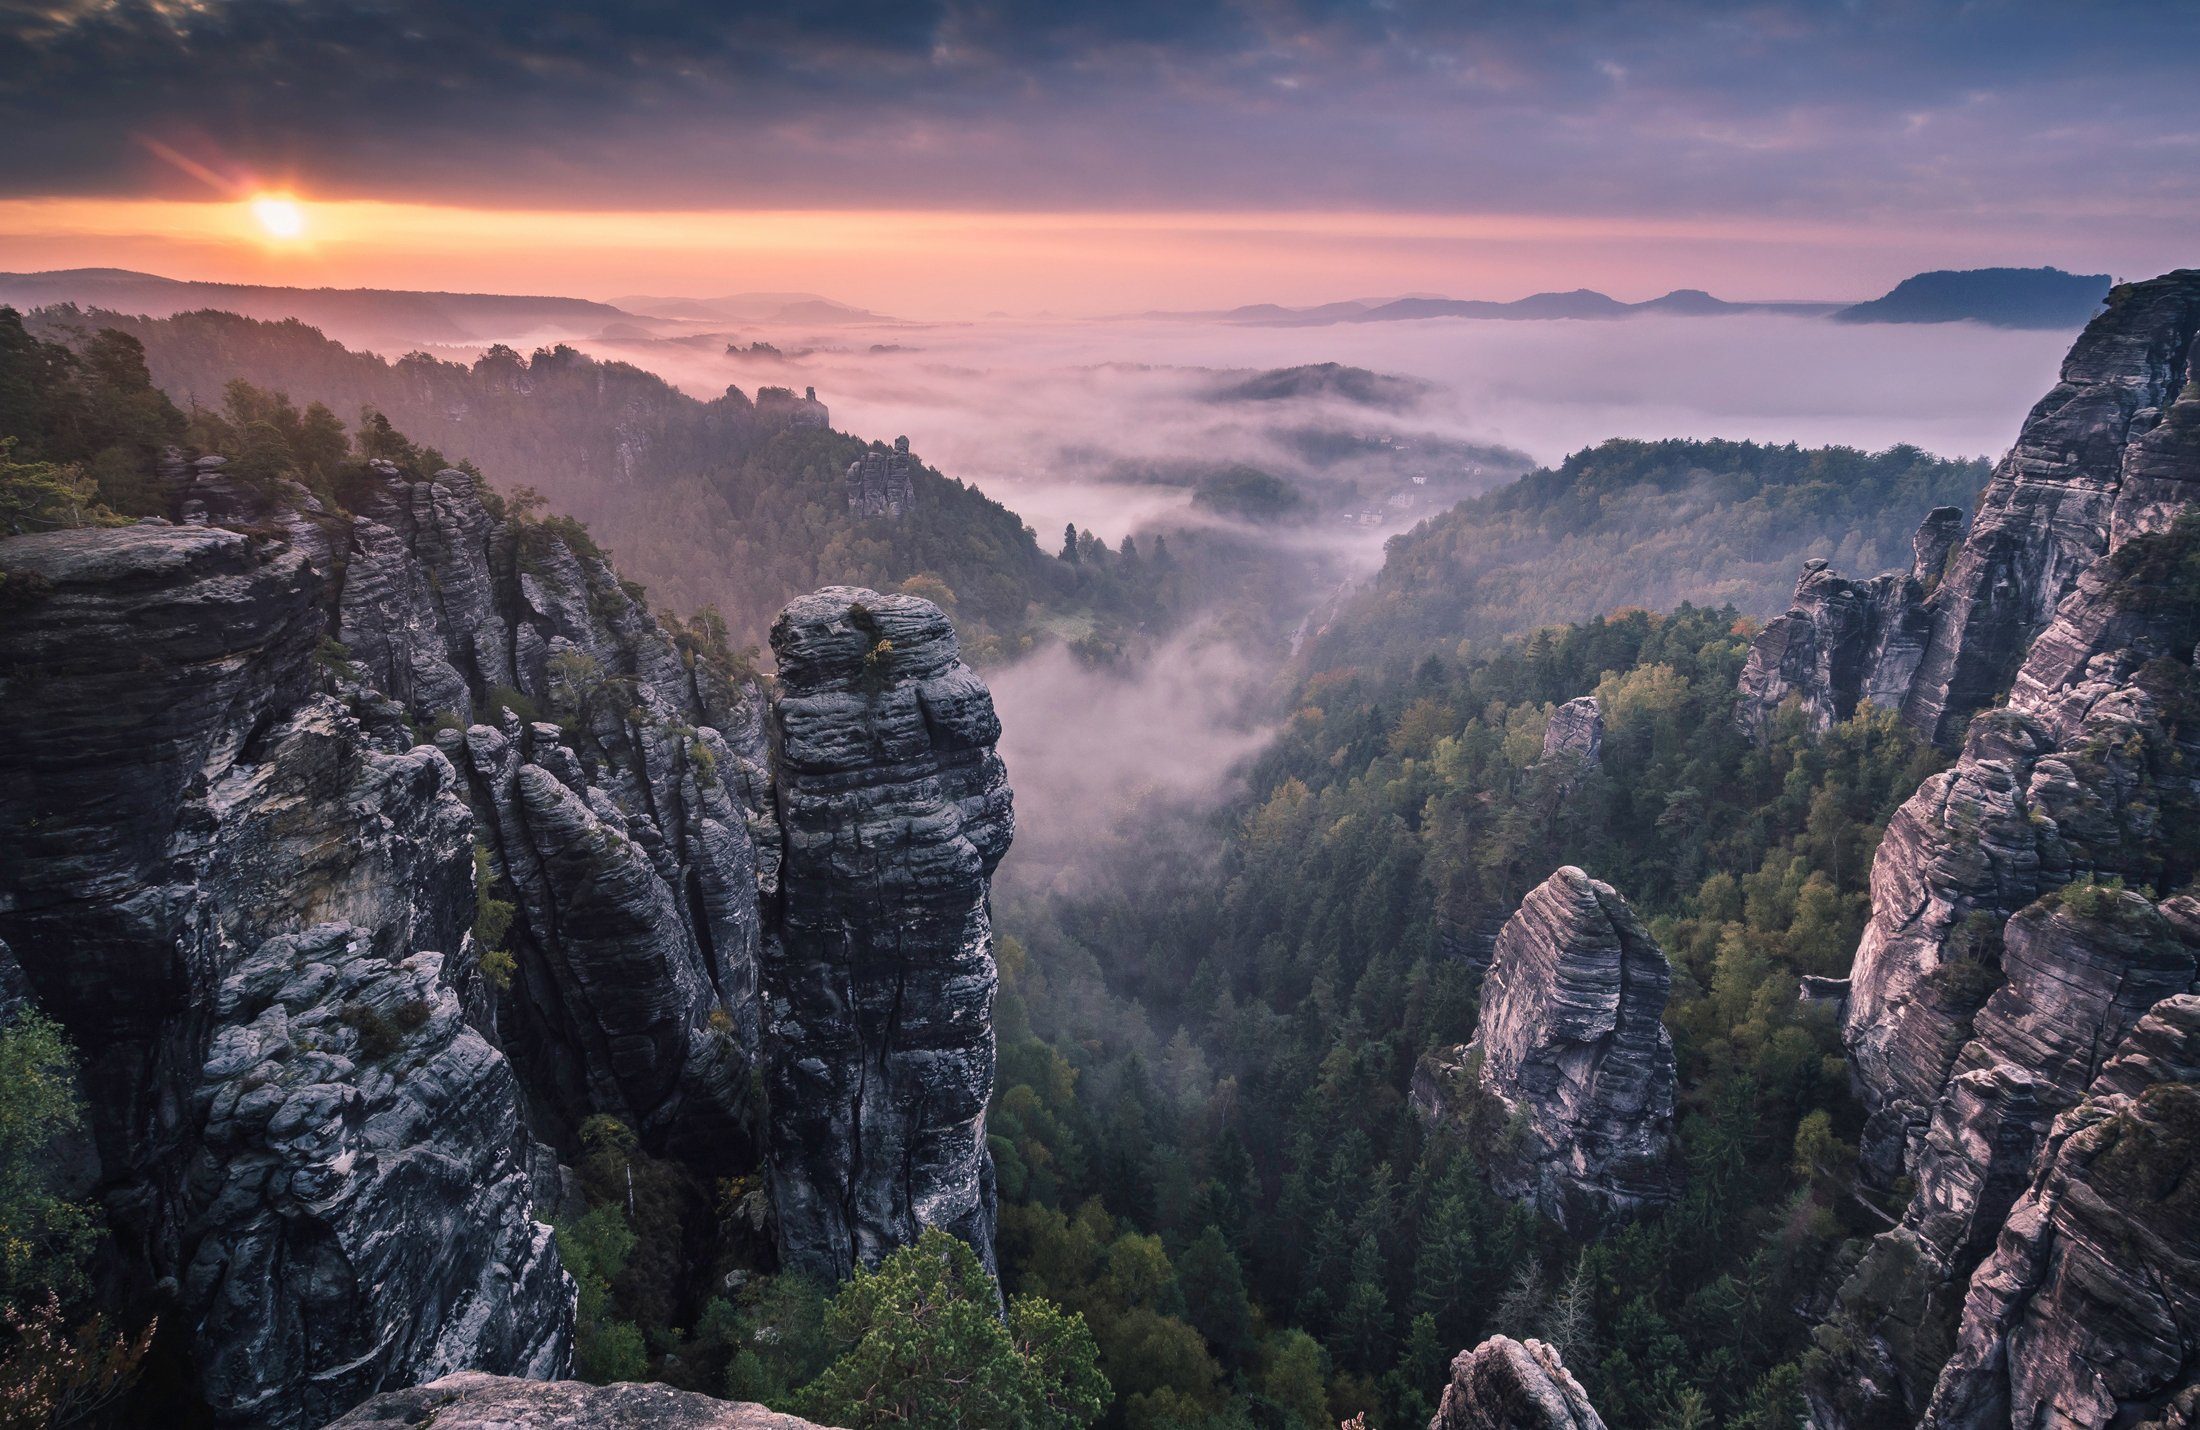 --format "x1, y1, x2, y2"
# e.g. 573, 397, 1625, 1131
0, 195, 2174, 318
